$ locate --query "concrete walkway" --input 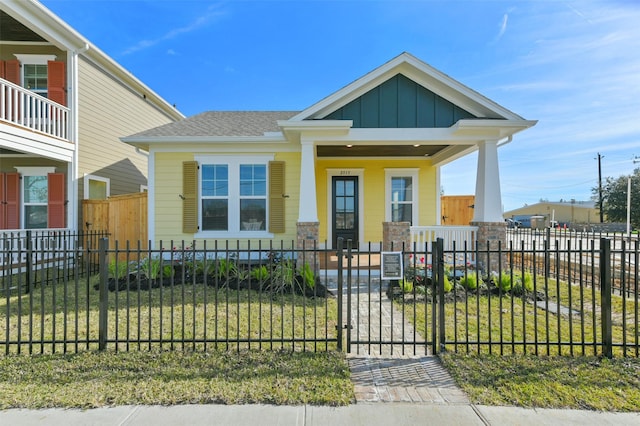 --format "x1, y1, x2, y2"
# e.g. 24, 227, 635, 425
325, 275, 467, 403
1, 403, 638, 425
